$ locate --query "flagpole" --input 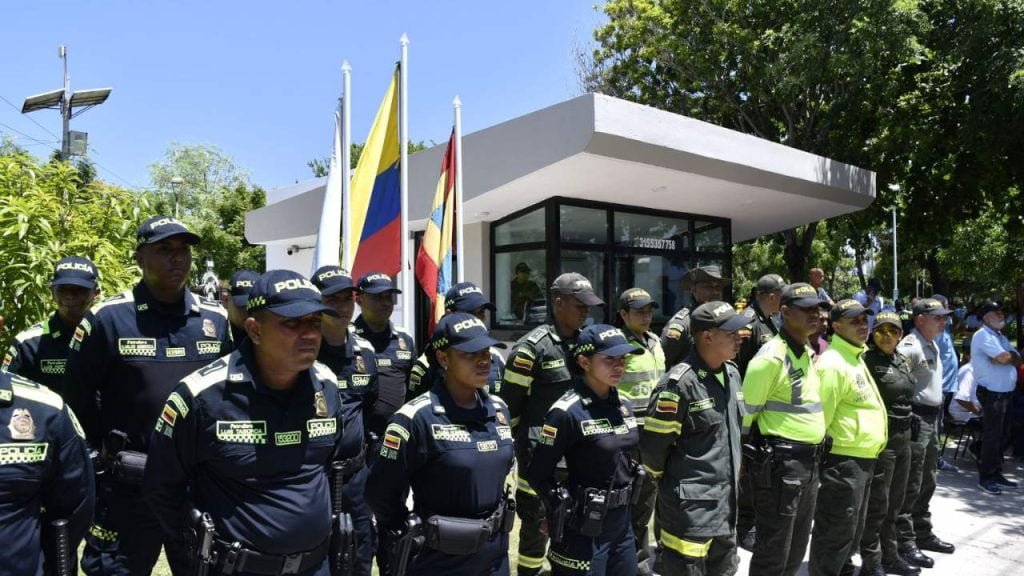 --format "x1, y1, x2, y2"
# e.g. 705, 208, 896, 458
341, 60, 352, 270
399, 33, 412, 335
453, 96, 465, 283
